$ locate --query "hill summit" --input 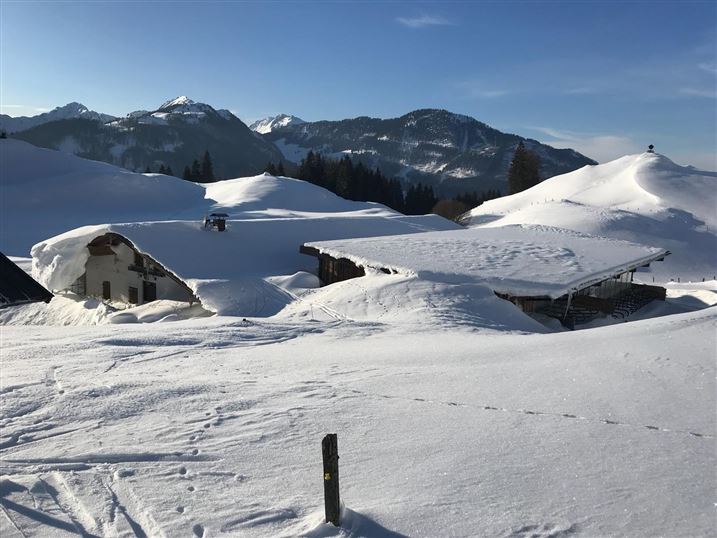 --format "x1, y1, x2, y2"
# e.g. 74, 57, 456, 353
467, 151, 717, 280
